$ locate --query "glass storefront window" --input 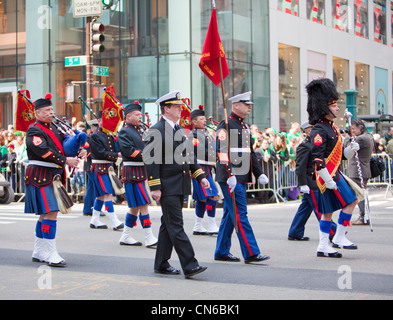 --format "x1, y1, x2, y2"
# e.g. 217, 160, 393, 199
333, 57, 349, 128
307, 0, 325, 24
278, 0, 299, 16
0, 0, 269, 130
332, 0, 349, 32
278, 43, 300, 133
355, 62, 370, 115
354, 0, 369, 39
373, 0, 387, 44
307, 50, 326, 83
